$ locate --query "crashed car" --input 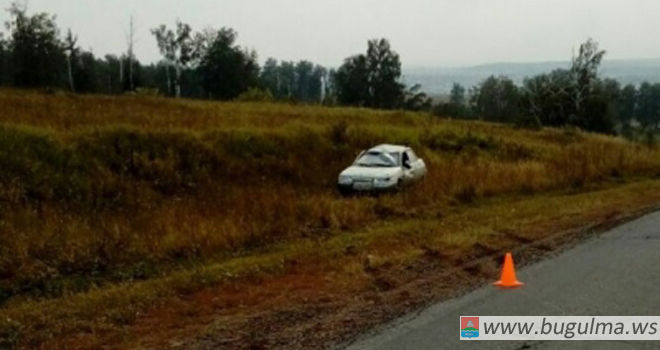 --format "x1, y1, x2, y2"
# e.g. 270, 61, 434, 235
337, 144, 427, 193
